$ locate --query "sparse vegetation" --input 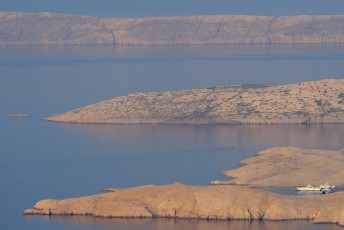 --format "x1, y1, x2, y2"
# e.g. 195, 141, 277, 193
338, 92, 344, 100
315, 99, 322, 106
